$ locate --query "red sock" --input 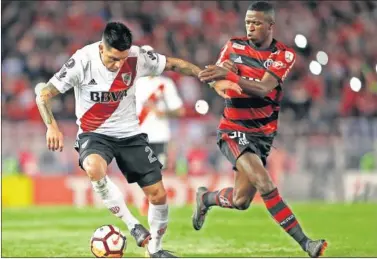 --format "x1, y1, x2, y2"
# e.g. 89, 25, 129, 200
262, 188, 309, 250
203, 187, 235, 208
